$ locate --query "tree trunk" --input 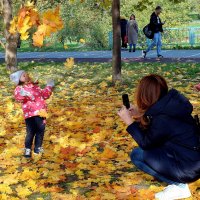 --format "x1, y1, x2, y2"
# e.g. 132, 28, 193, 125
112, 0, 121, 82
3, 0, 18, 71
